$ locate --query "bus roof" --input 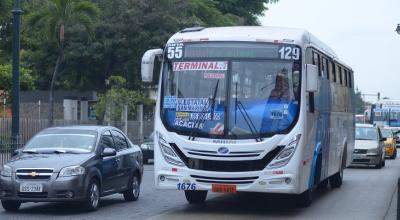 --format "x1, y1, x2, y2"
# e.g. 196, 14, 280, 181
167, 26, 350, 65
